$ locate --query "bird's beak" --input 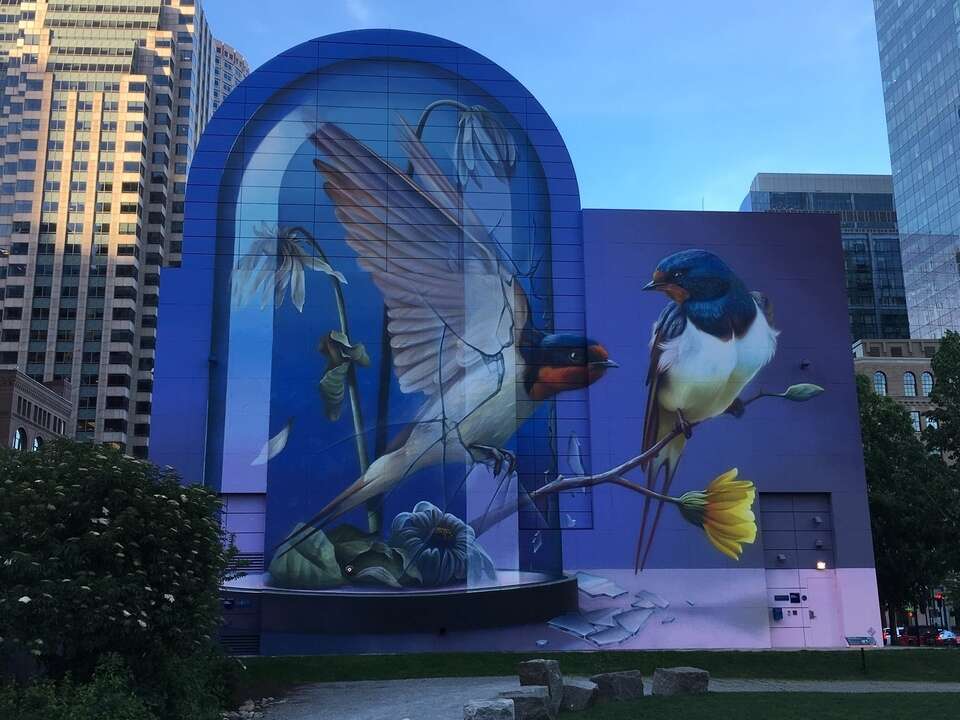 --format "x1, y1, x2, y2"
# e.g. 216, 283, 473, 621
643, 270, 669, 292
592, 359, 619, 369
